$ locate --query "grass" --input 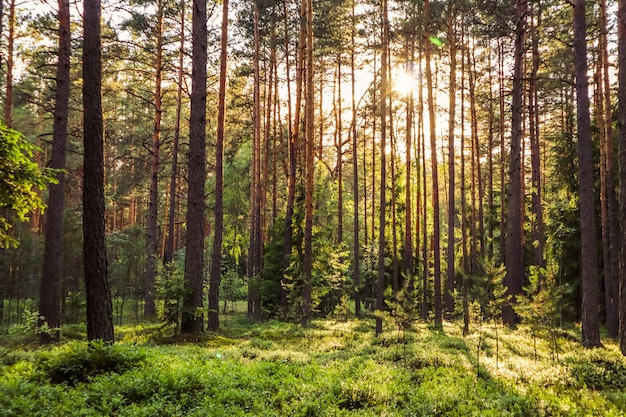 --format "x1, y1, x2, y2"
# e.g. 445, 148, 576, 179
1, 310, 626, 416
